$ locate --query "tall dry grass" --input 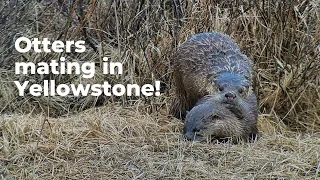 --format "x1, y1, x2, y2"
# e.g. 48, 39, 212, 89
0, 0, 319, 131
